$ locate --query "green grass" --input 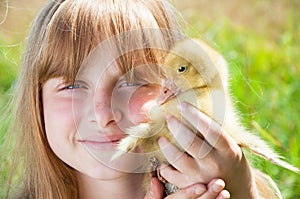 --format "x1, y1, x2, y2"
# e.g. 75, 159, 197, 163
0, 38, 21, 108
0, 36, 22, 197
1, 1, 299, 198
